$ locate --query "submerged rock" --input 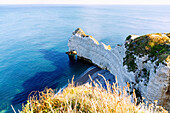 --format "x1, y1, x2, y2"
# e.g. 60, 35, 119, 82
68, 28, 170, 111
